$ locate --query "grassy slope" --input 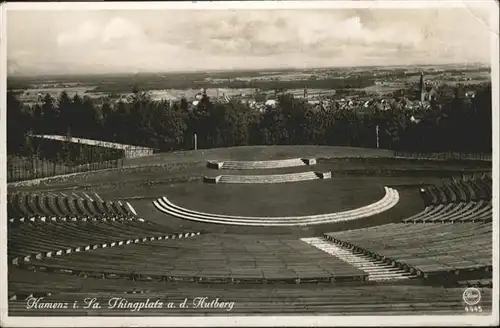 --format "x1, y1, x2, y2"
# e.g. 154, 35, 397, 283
123, 145, 395, 167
